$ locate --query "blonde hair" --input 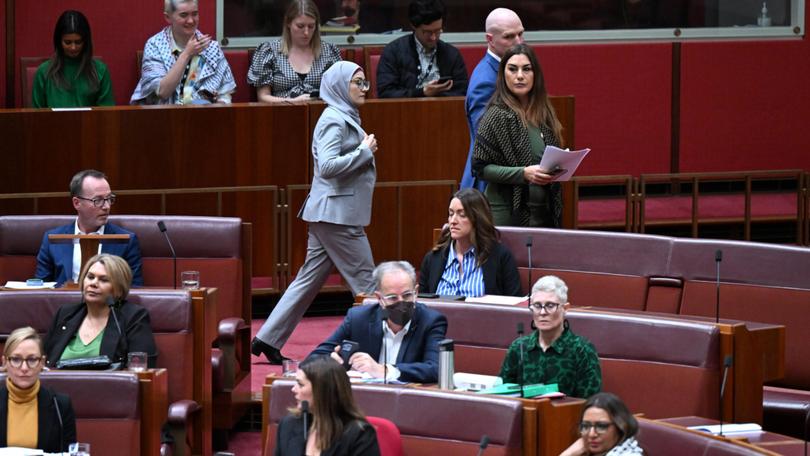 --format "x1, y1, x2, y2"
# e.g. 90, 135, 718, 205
281, 0, 323, 59
79, 253, 133, 301
4, 327, 43, 359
